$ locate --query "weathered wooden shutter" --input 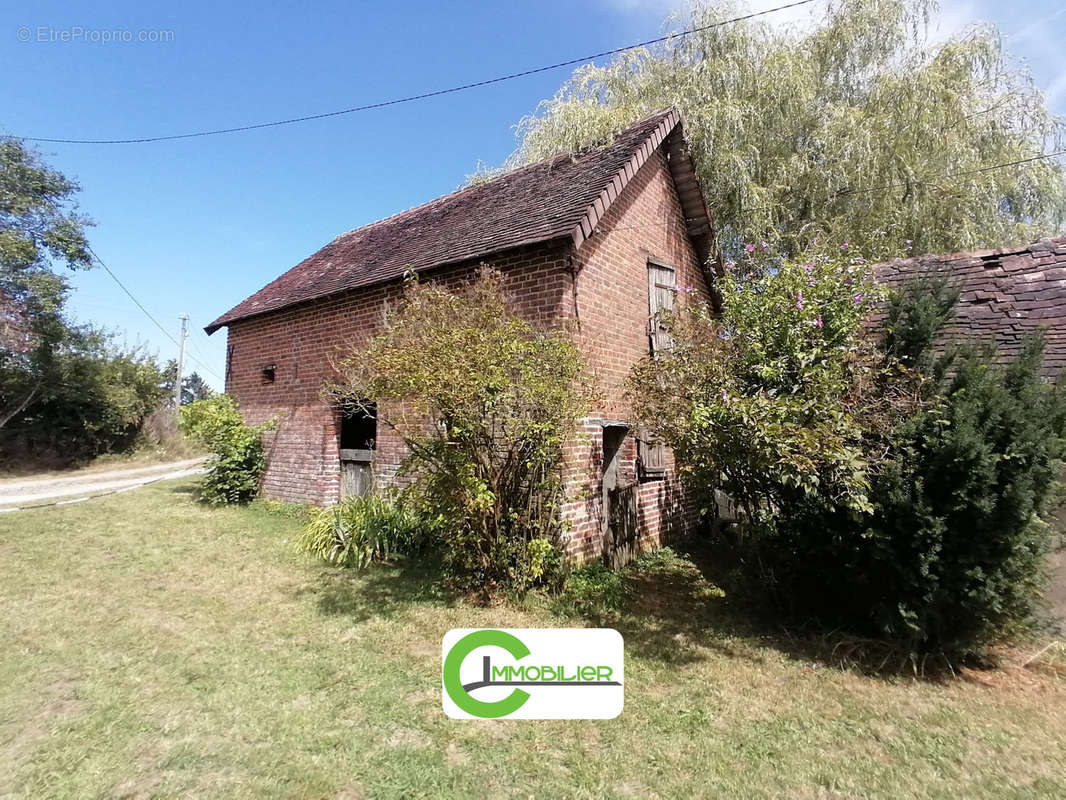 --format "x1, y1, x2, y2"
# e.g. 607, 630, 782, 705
637, 429, 667, 478
647, 261, 677, 355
